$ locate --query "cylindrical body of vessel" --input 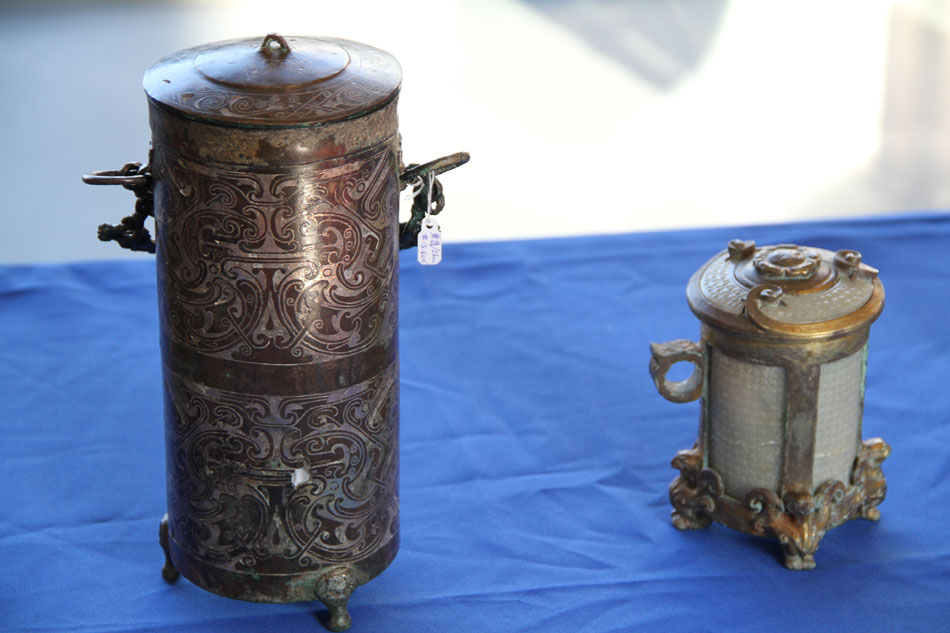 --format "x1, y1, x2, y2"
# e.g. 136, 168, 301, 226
650, 239, 889, 570
151, 49, 402, 606
84, 34, 468, 631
